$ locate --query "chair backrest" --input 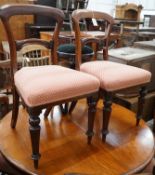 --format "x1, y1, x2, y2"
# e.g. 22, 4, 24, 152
21, 44, 51, 66
0, 4, 64, 83
71, 9, 114, 69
